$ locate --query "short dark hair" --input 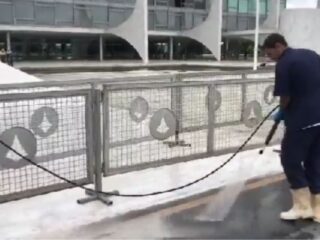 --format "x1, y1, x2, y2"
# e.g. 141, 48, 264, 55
263, 33, 288, 49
